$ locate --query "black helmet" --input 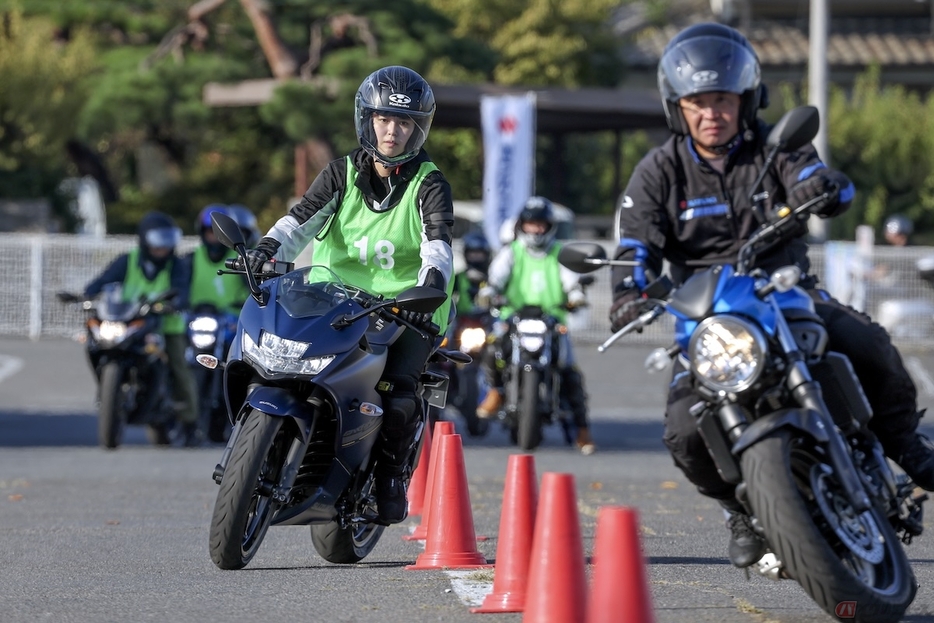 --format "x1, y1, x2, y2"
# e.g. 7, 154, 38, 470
462, 230, 491, 273
657, 22, 767, 135
228, 204, 261, 248
354, 66, 436, 167
137, 211, 181, 267
516, 196, 557, 251
195, 204, 231, 262
885, 214, 914, 237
